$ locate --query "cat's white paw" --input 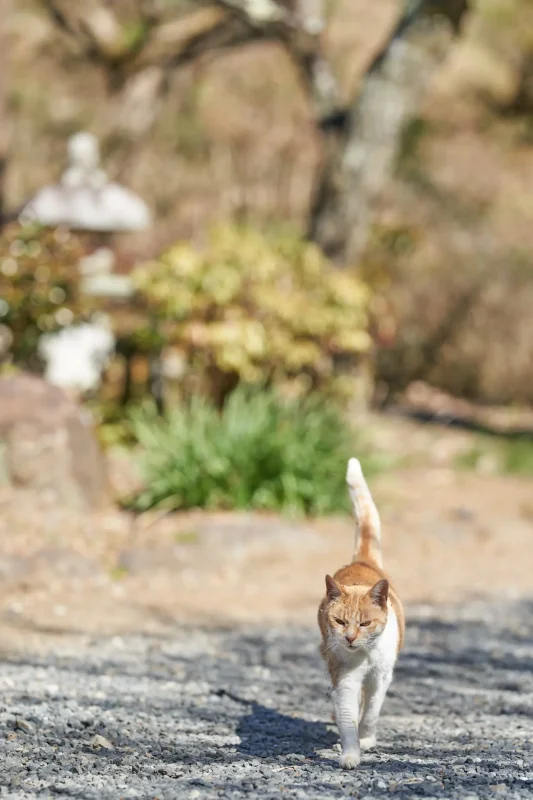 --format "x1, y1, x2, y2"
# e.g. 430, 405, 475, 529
360, 735, 377, 751
339, 751, 360, 770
